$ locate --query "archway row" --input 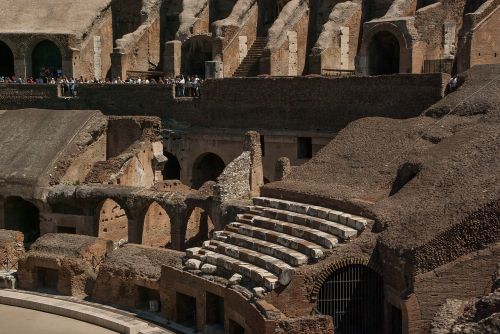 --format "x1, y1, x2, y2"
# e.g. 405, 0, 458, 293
0, 38, 63, 79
